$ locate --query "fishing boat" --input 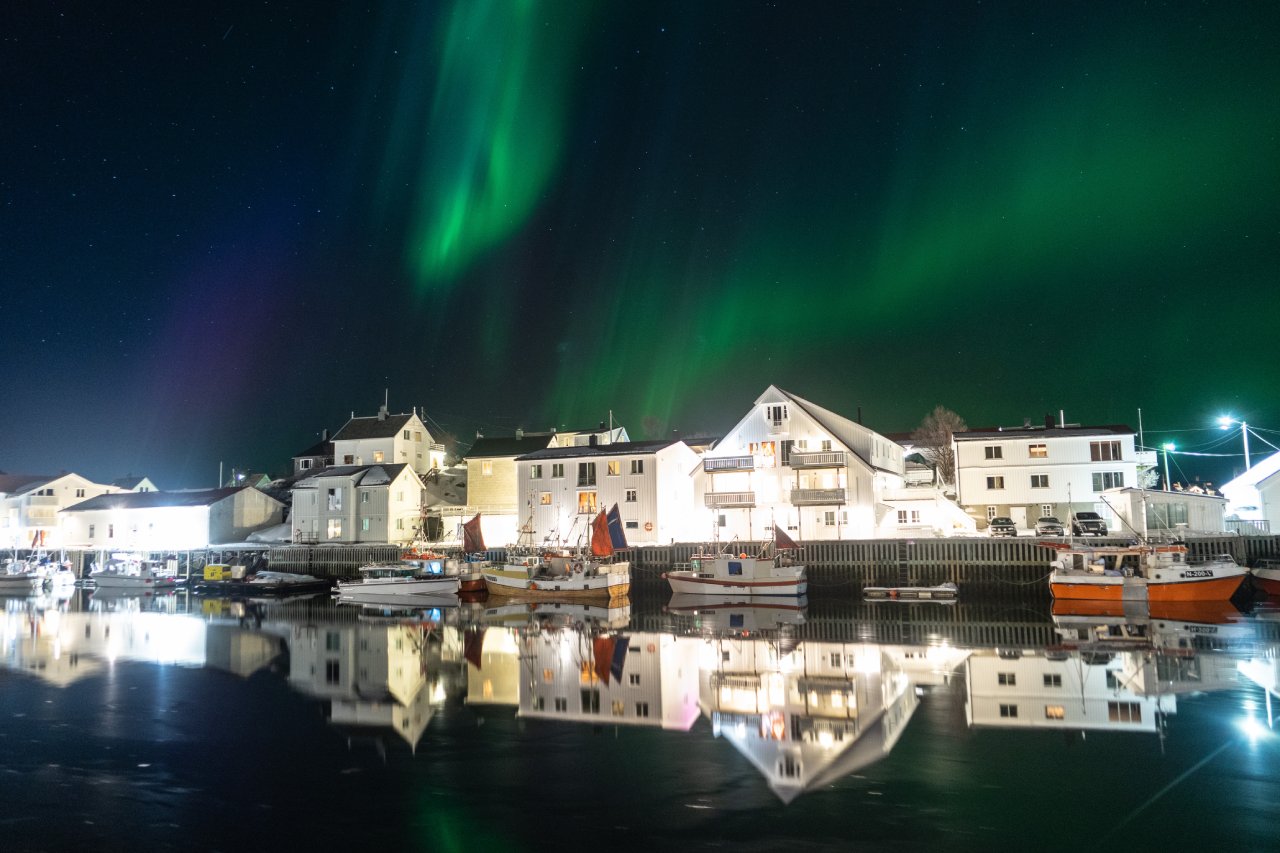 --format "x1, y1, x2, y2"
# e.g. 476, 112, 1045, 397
0, 561, 43, 594
89, 554, 183, 589
444, 513, 492, 594
663, 526, 807, 596
481, 509, 630, 601
1045, 541, 1246, 602
336, 563, 460, 598
1250, 559, 1280, 596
